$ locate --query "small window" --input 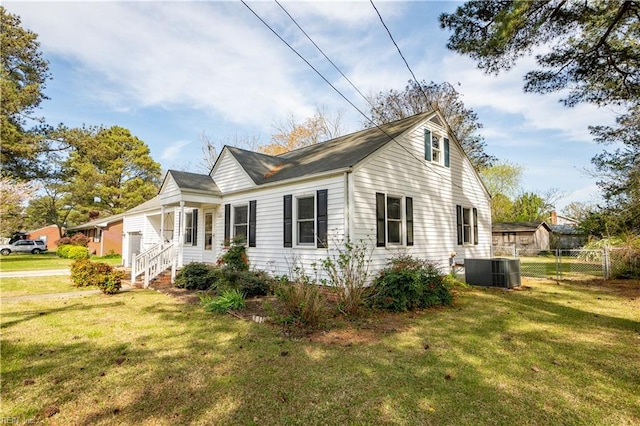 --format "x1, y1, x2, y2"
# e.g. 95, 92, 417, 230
456, 205, 479, 246
184, 209, 198, 246
233, 205, 248, 240
387, 196, 402, 245
432, 134, 442, 164
376, 193, 412, 247
204, 212, 213, 250
503, 232, 516, 244
297, 196, 315, 245
94, 228, 102, 243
